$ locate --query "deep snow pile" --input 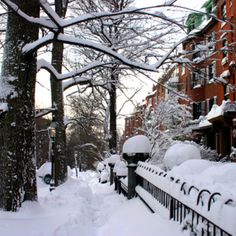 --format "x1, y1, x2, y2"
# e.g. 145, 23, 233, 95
0, 170, 187, 236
